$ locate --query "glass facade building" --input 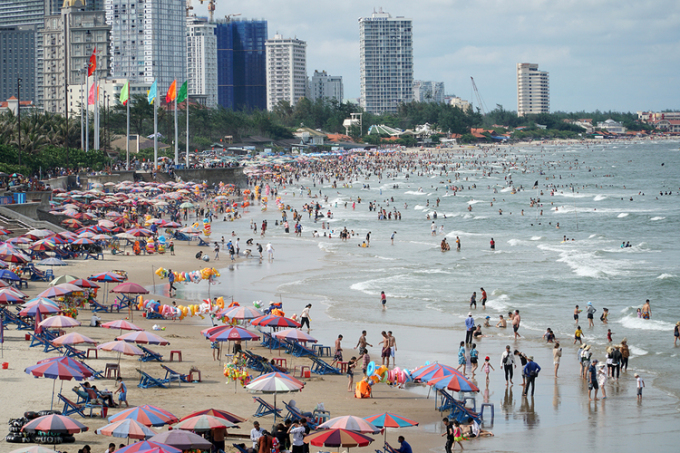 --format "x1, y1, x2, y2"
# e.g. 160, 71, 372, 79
0, 25, 37, 102
215, 19, 267, 111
